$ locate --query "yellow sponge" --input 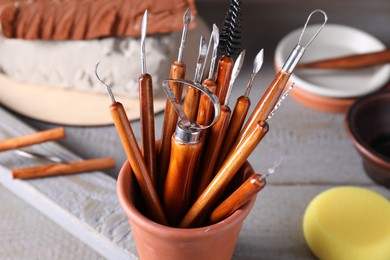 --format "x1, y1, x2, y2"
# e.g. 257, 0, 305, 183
303, 186, 390, 260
